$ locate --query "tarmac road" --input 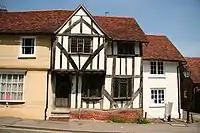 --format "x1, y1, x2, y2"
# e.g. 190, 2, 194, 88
0, 127, 72, 133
